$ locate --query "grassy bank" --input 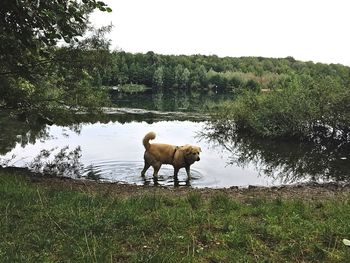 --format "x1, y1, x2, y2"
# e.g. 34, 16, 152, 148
1, 169, 350, 262
118, 84, 149, 93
